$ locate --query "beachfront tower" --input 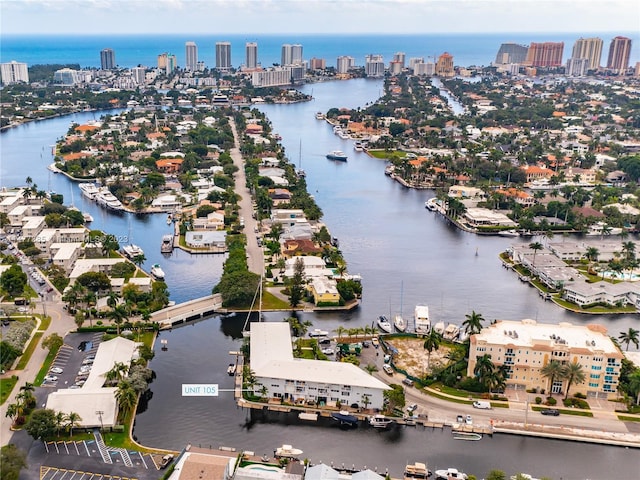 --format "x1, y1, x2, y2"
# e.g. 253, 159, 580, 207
245, 42, 258, 69
216, 41, 232, 71
607, 36, 632, 73
100, 48, 115, 70
185, 41, 198, 71
571, 37, 603, 70
1, 60, 29, 85
494, 43, 528, 65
